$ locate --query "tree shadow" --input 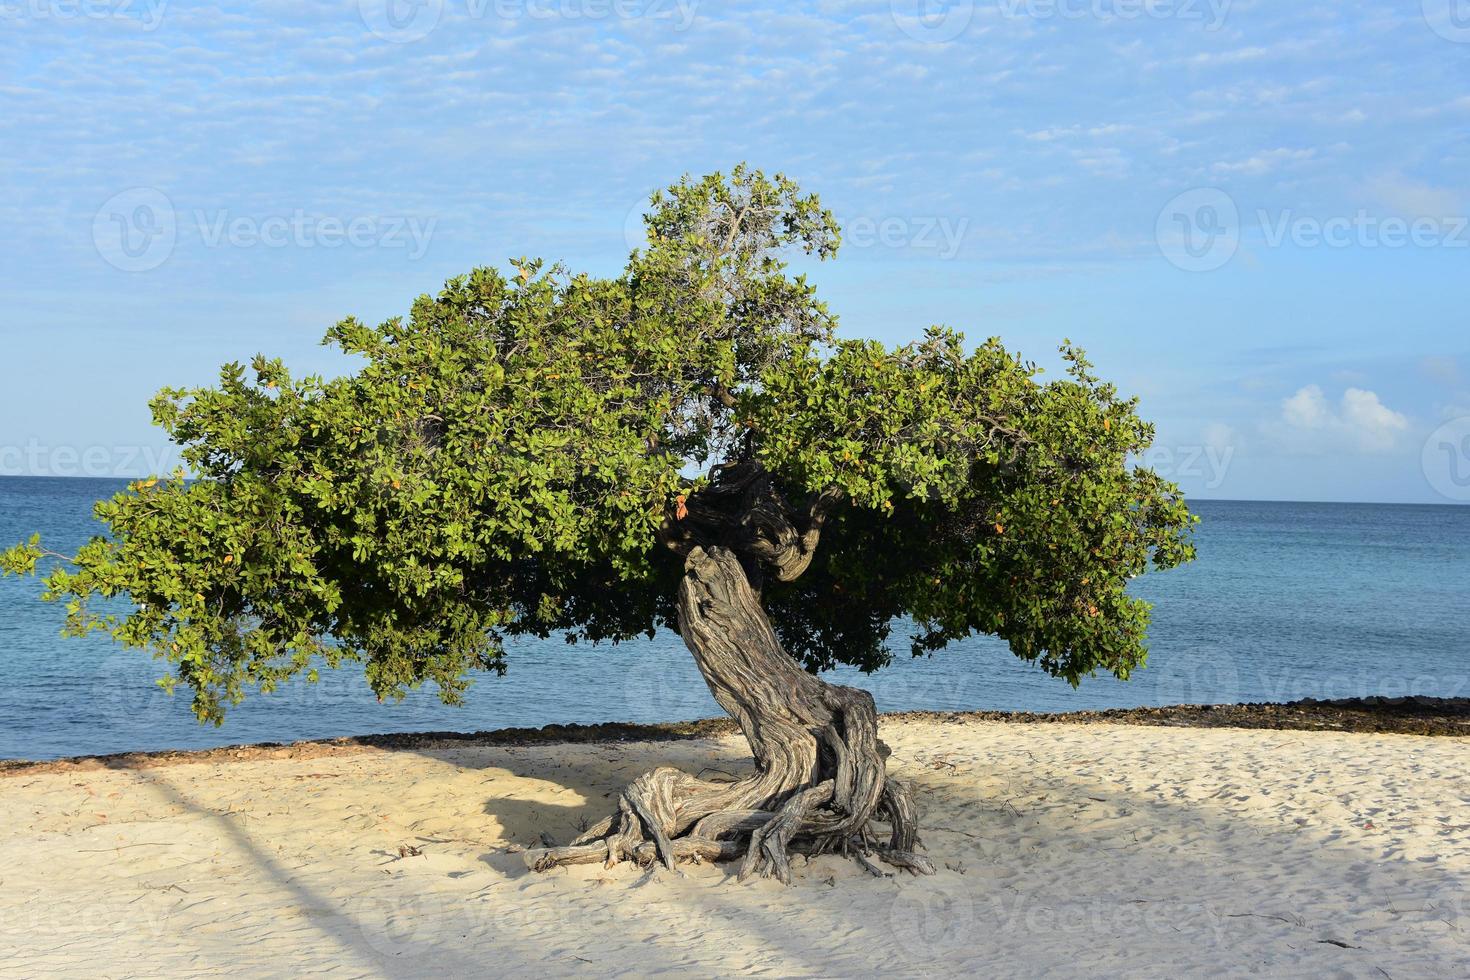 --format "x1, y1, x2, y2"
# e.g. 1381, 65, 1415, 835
101, 758, 502, 978
85, 724, 1469, 977
430, 726, 1469, 975
467, 736, 756, 853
